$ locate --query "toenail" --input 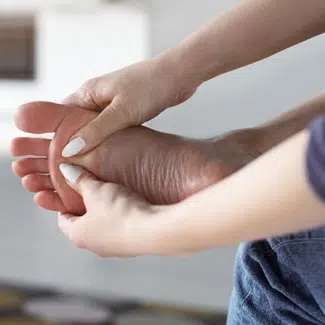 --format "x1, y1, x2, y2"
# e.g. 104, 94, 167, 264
62, 137, 86, 157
